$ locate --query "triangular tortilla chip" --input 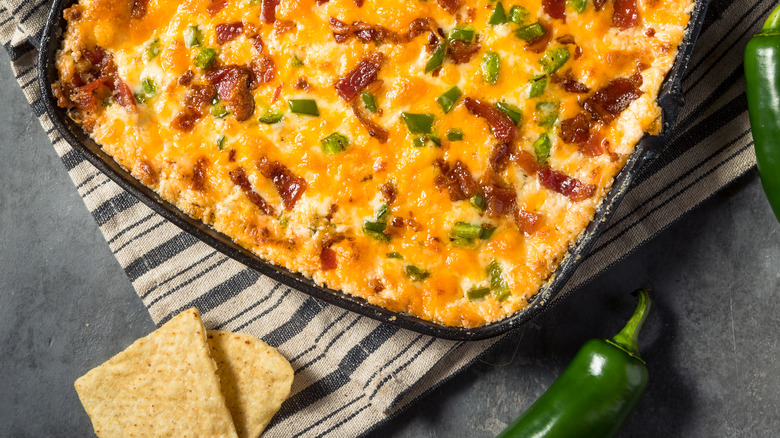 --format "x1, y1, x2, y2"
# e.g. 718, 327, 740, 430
207, 331, 293, 438
74, 308, 238, 438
